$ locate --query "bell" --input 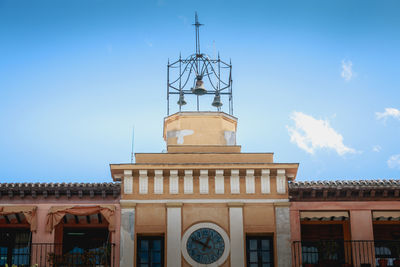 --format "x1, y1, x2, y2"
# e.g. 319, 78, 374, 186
192, 79, 207, 95
177, 92, 187, 106
212, 93, 223, 108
